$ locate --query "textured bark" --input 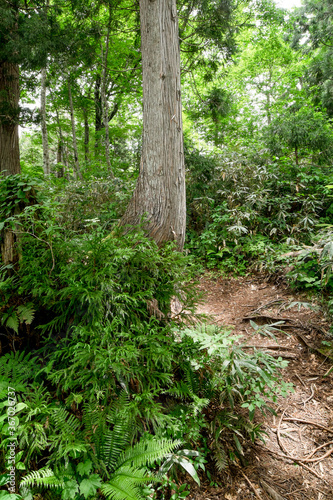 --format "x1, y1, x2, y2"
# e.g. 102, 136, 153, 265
68, 79, 82, 180
0, 61, 21, 175
120, 0, 186, 250
41, 68, 50, 175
